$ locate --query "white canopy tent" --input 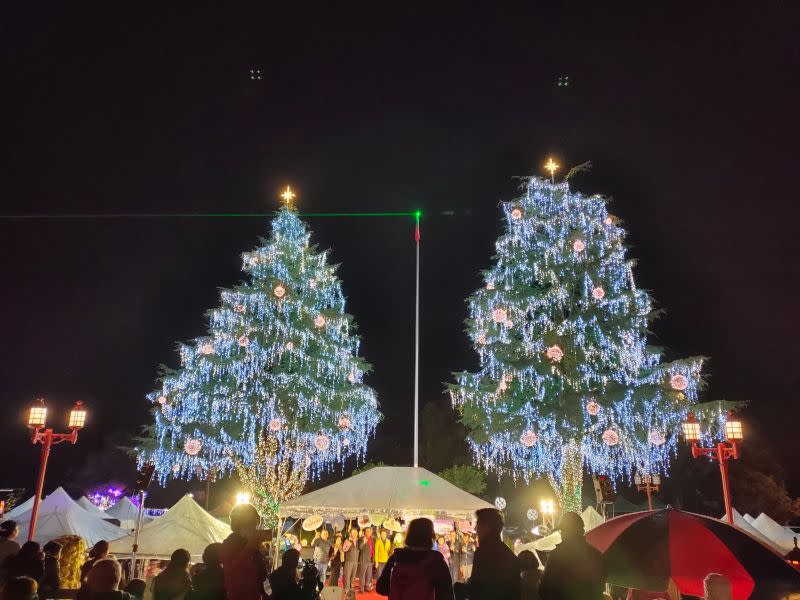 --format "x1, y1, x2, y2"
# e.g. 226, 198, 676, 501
108, 495, 231, 560
4, 496, 35, 520
752, 513, 798, 553
720, 509, 780, 551
77, 496, 110, 518
106, 496, 151, 531
516, 506, 606, 554
278, 466, 494, 521
11, 487, 125, 547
